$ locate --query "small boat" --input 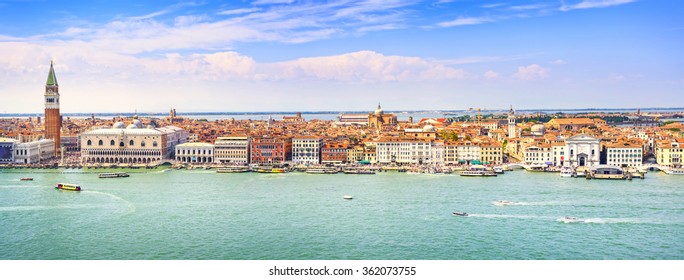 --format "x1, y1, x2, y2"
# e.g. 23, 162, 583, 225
493, 166, 504, 174
55, 183, 81, 191
20, 178, 34, 181
664, 168, 684, 175
557, 216, 584, 223
559, 167, 573, 178
452, 212, 469, 217
98, 172, 130, 178
343, 195, 353, 200
492, 200, 515, 206
343, 169, 375, 174
257, 167, 288, 173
